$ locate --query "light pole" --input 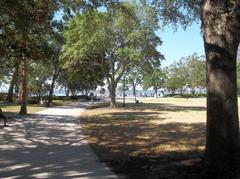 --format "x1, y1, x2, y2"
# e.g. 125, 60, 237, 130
45, 80, 51, 107
186, 84, 189, 100
160, 77, 164, 97
35, 77, 41, 103
41, 83, 45, 104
